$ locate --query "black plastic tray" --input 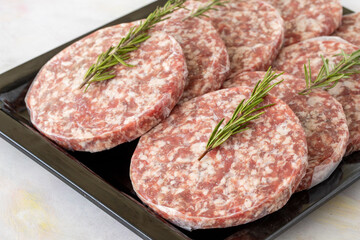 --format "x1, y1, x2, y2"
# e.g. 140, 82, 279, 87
0, 2, 357, 239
